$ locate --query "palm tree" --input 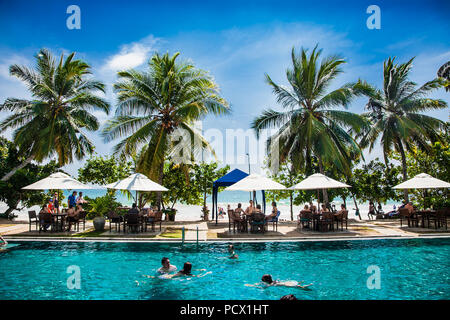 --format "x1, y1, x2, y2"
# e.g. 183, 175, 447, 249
102, 52, 230, 207
437, 61, 450, 92
359, 57, 447, 202
252, 46, 368, 205
0, 49, 110, 181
